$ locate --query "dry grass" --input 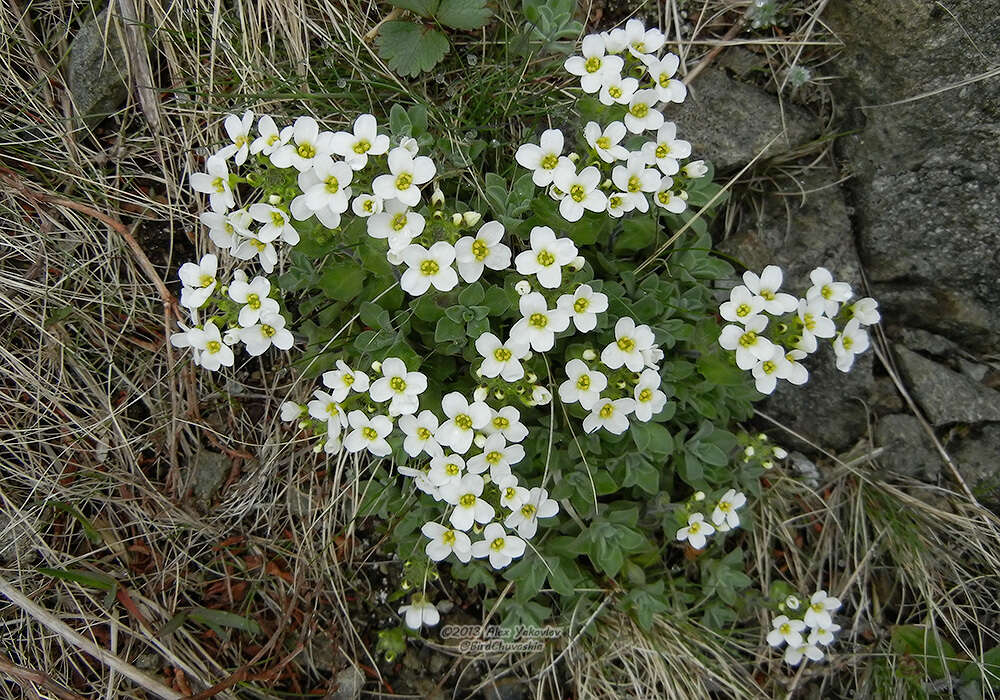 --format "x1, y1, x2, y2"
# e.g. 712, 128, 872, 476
1, 1, 998, 699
